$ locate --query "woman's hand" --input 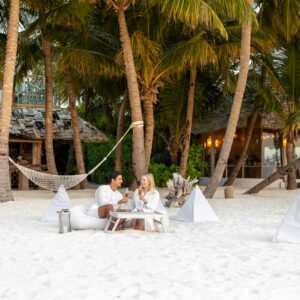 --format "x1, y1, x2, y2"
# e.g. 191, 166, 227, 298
139, 195, 147, 204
